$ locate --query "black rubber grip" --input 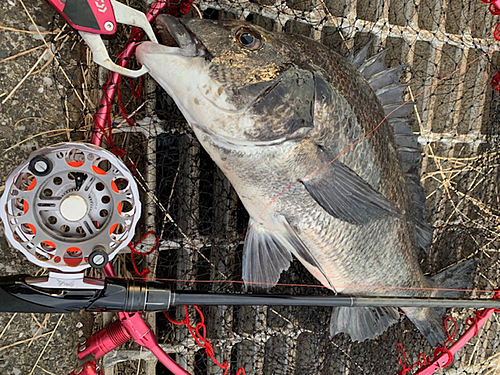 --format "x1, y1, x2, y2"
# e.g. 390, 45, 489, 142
0, 275, 69, 313
0, 276, 172, 313
63, 0, 100, 31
